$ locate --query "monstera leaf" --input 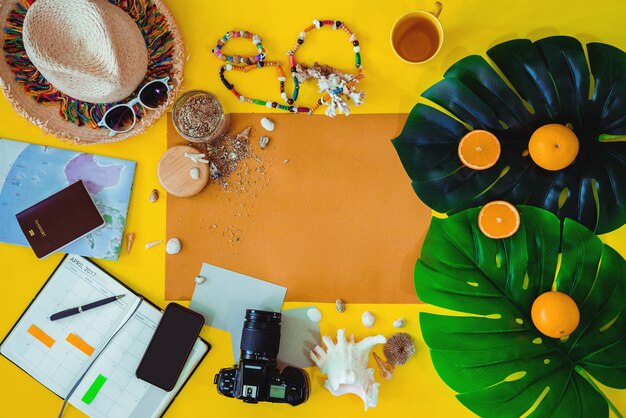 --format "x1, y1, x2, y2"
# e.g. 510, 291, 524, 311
392, 36, 626, 234
416, 205, 626, 417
